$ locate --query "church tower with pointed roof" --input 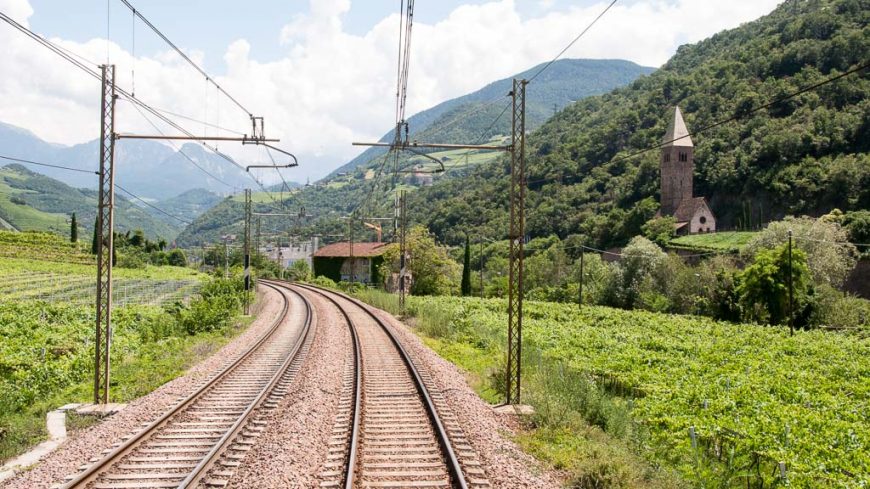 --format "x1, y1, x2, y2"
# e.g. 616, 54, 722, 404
660, 106, 694, 216
659, 107, 716, 234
